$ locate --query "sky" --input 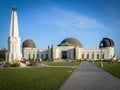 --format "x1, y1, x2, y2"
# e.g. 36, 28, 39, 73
0, 0, 120, 58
